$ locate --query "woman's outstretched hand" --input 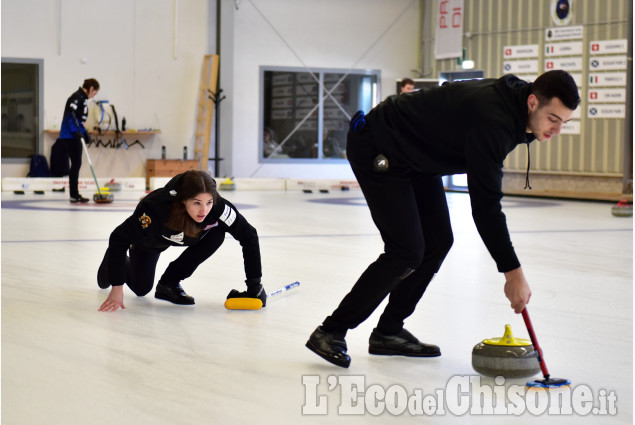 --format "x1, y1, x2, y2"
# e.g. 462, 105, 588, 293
98, 285, 126, 312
